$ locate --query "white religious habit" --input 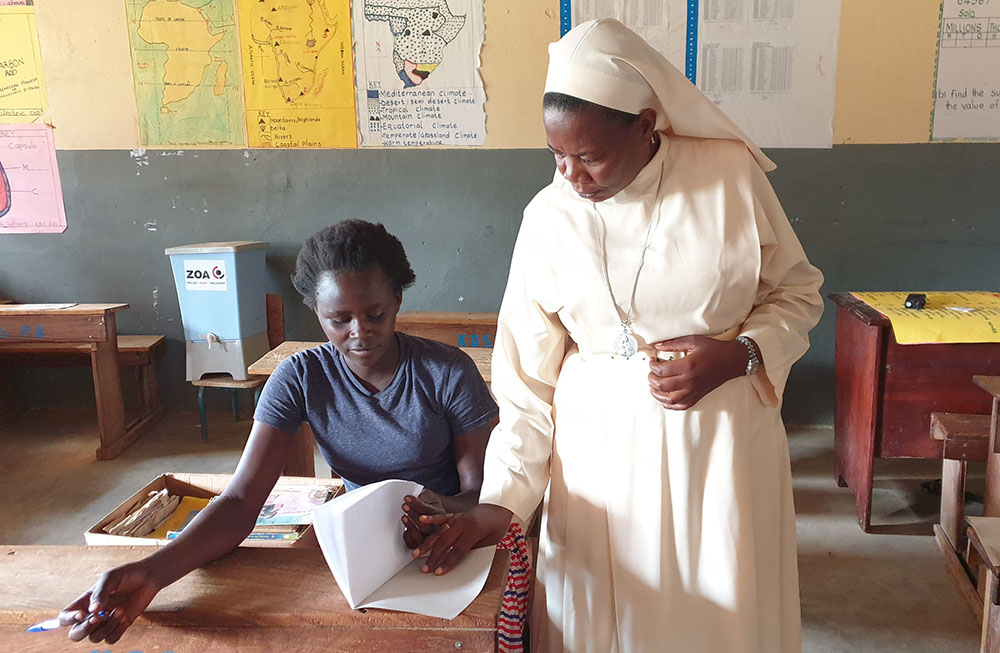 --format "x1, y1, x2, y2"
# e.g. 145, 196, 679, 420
479, 18, 824, 653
